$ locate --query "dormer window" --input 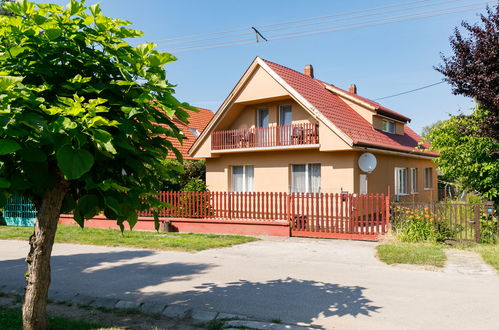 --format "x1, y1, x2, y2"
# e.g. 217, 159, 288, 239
189, 128, 200, 137
382, 119, 395, 134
